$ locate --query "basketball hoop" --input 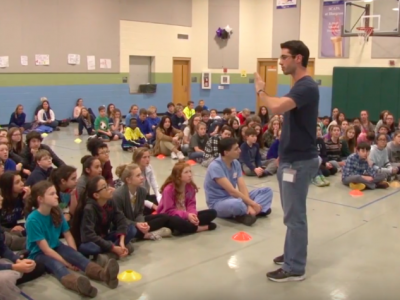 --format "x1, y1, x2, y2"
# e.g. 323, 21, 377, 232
356, 26, 374, 44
